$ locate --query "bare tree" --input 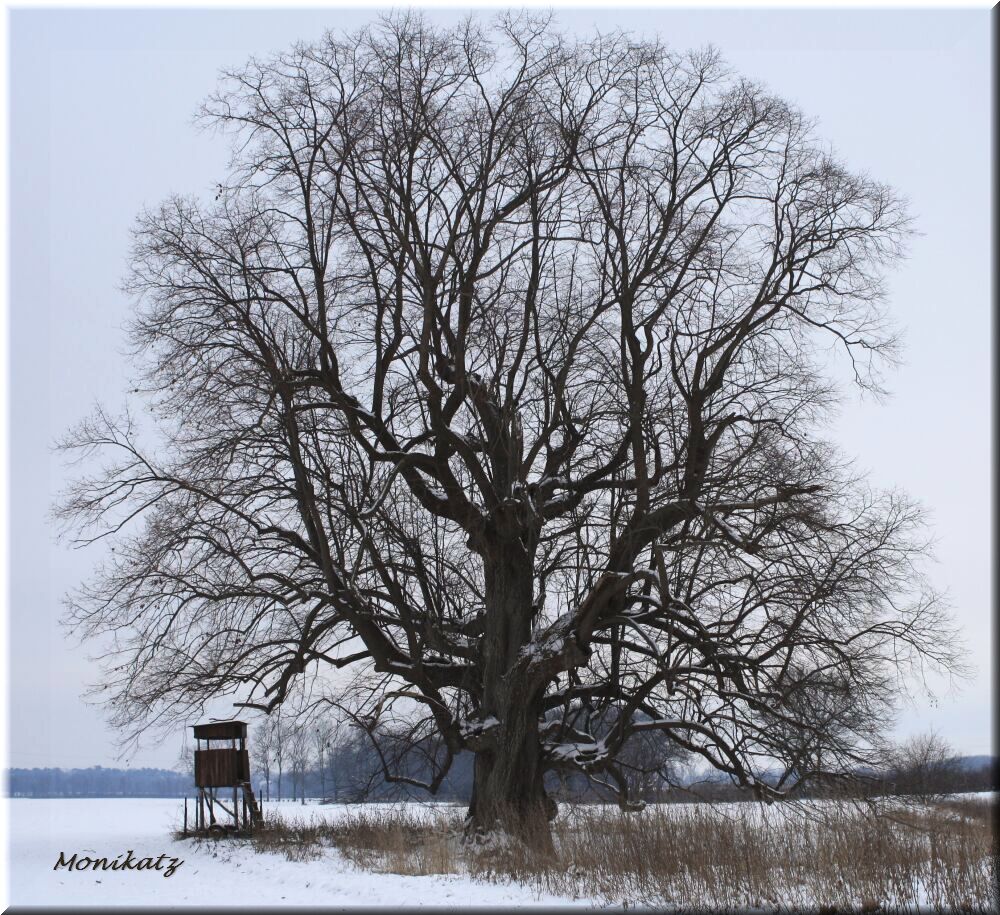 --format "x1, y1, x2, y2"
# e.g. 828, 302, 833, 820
57, 13, 965, 848
312, 719, 336, 800
288, 726, 312, 803
273, 714, 286, 802
251, 718, 276, 802
173, 738, 194, 780
885, 732, 962, 798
